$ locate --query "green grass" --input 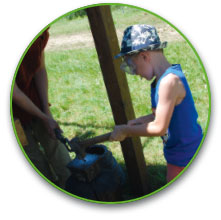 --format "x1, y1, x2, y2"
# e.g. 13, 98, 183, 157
49, 5, 164, 37
45, 5, 210, 200
49, 16, 91, 37
111, 5, 164, 29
